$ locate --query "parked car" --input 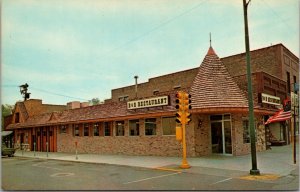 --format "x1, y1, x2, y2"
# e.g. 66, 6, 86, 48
1, 144, 16, 157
